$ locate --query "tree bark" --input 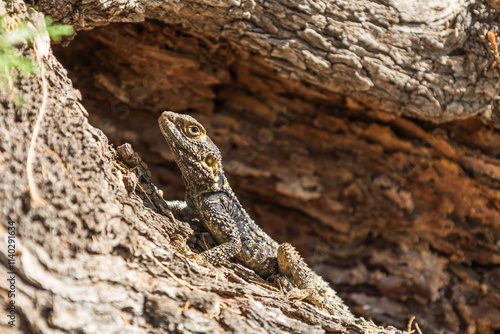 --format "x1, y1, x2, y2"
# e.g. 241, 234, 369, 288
1, 0, 500, 333
41, 0, 500, 122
